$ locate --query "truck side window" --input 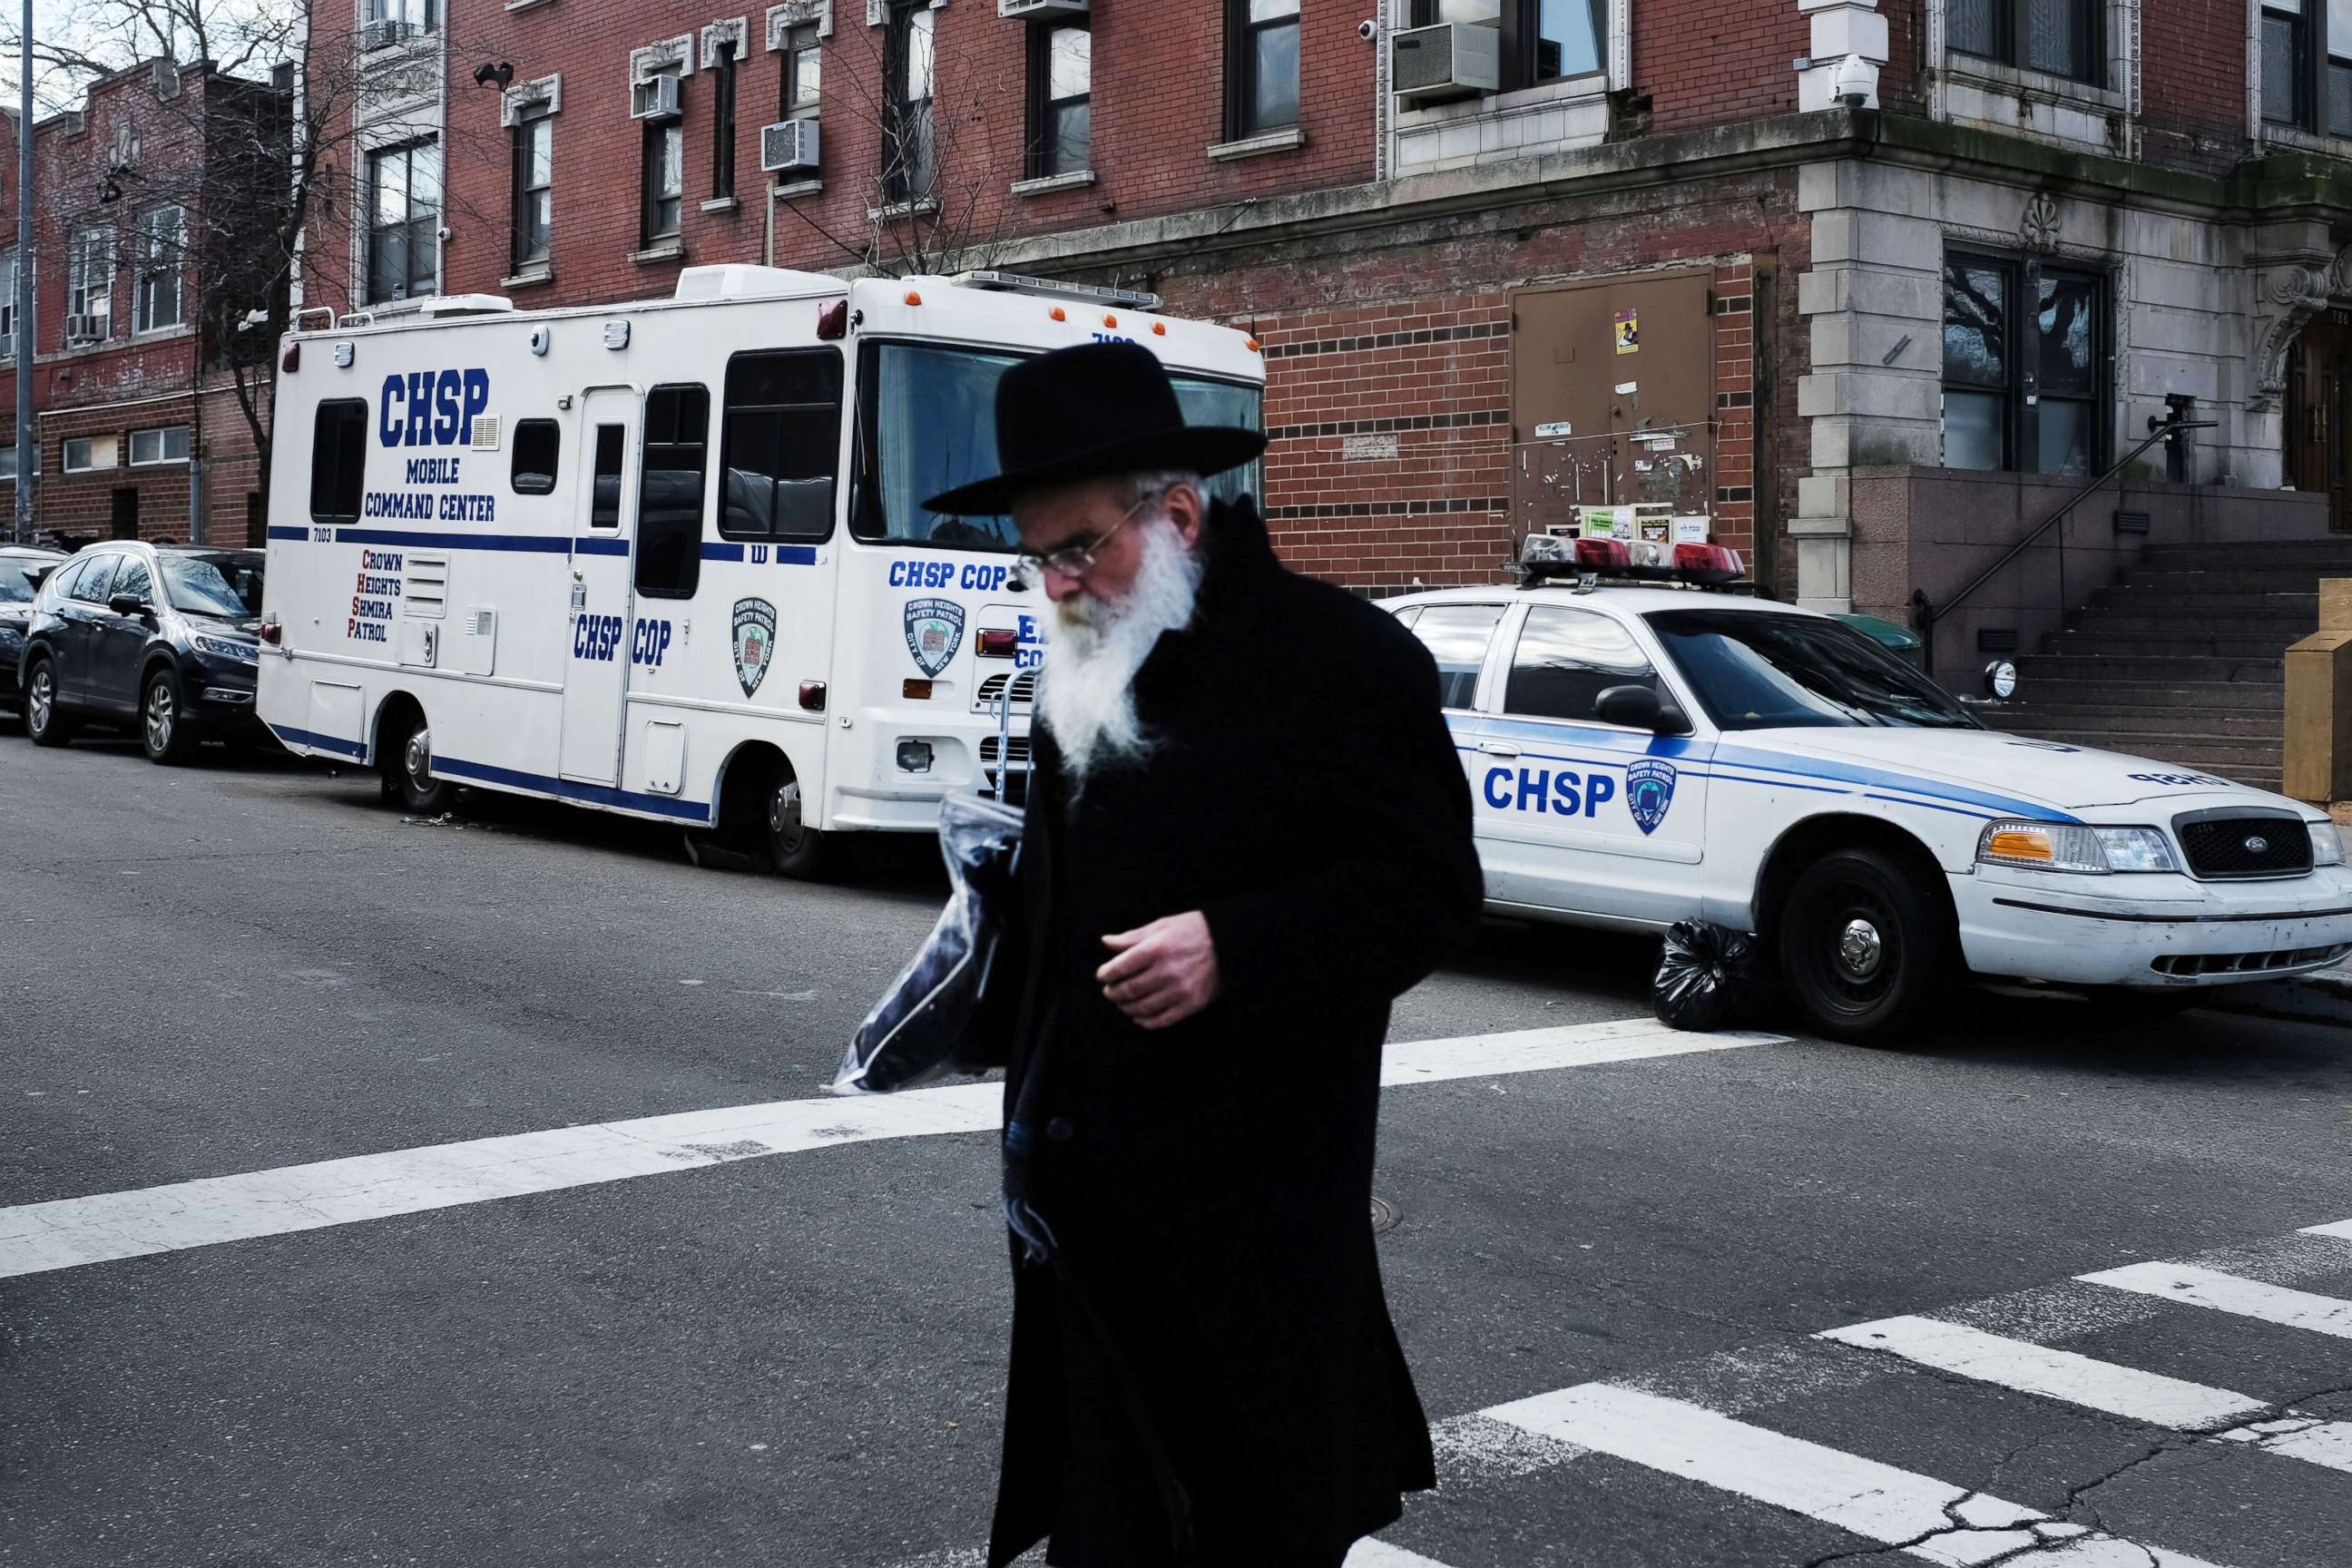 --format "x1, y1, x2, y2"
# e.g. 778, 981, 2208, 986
310, 399, 368, 524
1505, 606, 1657, 724
589, 425, 624, 528
1407, 603, 1504, 710
511, 419, 561, 496
719, 348, 842, 543
634, 385, 709, 601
